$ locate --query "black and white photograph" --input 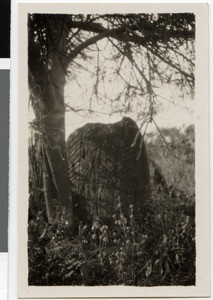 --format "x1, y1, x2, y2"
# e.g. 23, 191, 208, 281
16, 3, 210, 298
